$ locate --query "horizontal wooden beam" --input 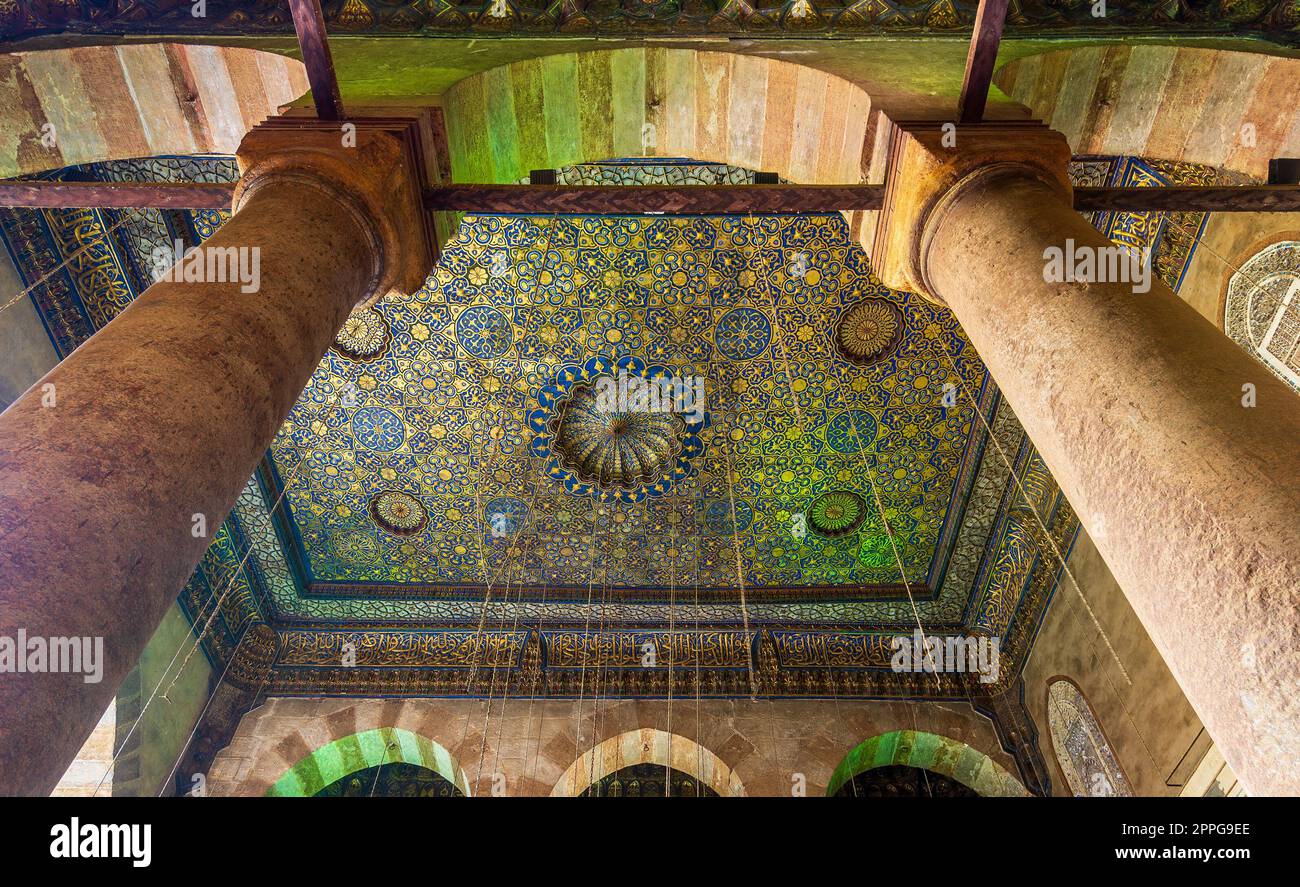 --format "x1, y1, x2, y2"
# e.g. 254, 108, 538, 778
0, 181, 235, 209
424, 184, 886, 214
428, 183, 1300, 214
4, 181, 1297, 215
1073, 186, 1300, 213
